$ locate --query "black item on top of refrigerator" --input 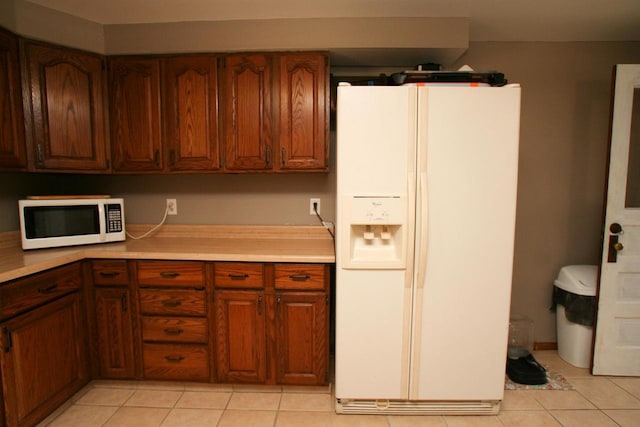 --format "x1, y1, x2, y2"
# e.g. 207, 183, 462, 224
390, 70, 508, 86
